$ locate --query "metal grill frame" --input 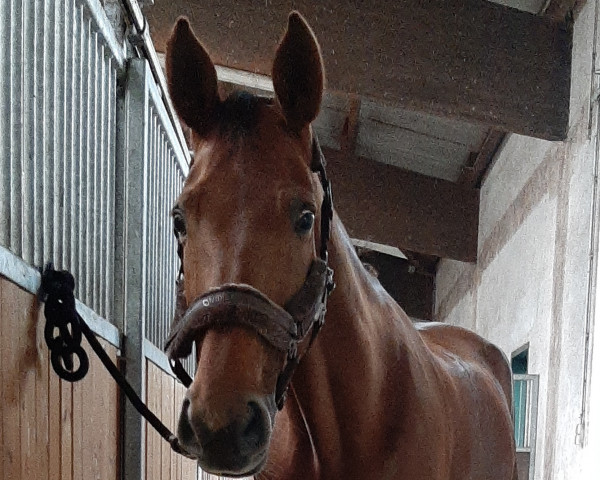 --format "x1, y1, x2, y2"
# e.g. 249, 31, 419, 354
1, 1, 199, 479
0, 0, 191, 363
0, 0, 125, 320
